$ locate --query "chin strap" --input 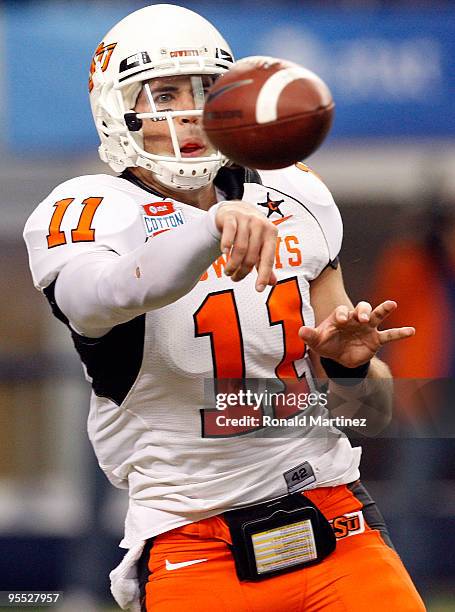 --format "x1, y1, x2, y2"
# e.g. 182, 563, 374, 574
120, 165, 263, 198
